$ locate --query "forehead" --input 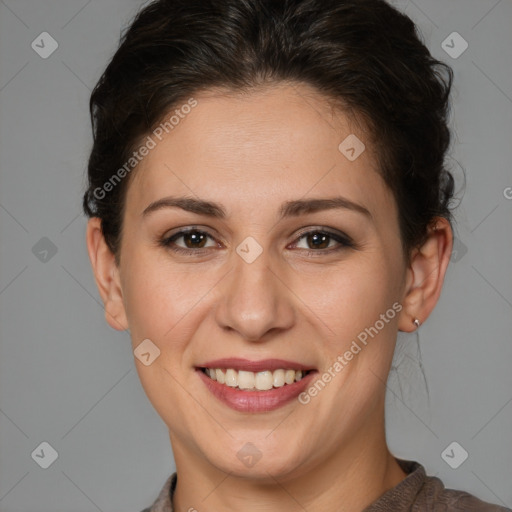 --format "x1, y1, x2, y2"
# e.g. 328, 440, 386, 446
125, 83, 392, 220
